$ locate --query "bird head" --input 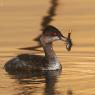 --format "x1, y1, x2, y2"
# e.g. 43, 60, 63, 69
40, 25, 73, 51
